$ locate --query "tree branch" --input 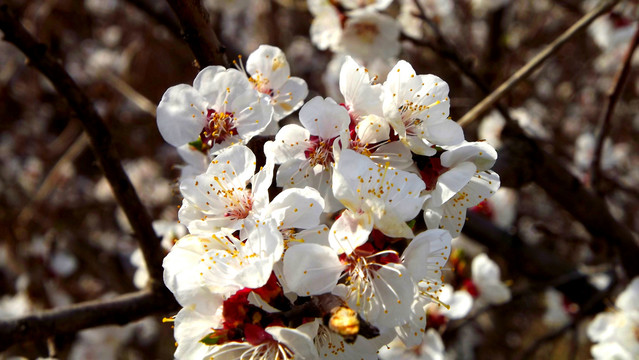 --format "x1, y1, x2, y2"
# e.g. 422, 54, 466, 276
0, 3, 166, 286
124, 0, 183, 40
591, 25, 639, 186
0, 290, 180, 351
165, 0, 229, 68
457, 0, 621, 126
